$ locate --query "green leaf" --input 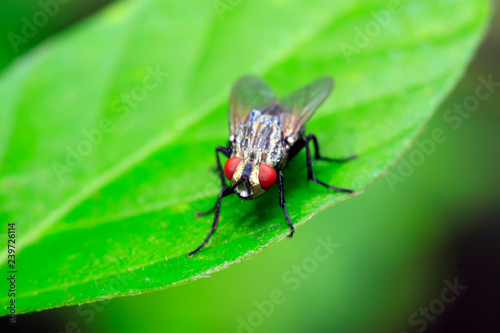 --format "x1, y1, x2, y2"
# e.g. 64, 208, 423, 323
0, 0, 490, 315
